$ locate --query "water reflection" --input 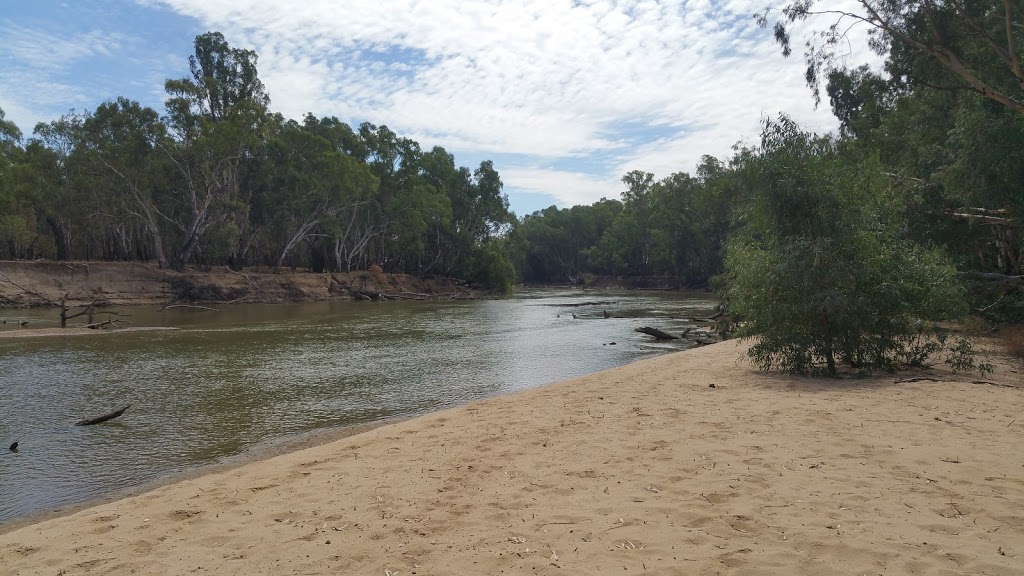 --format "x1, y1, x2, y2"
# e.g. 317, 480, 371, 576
0, 290, 716, 523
